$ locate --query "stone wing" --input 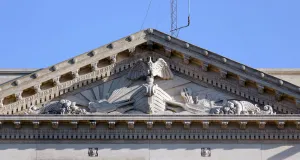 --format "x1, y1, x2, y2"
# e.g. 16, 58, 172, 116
152, 58, 173, 80
127, 60, 149, 80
